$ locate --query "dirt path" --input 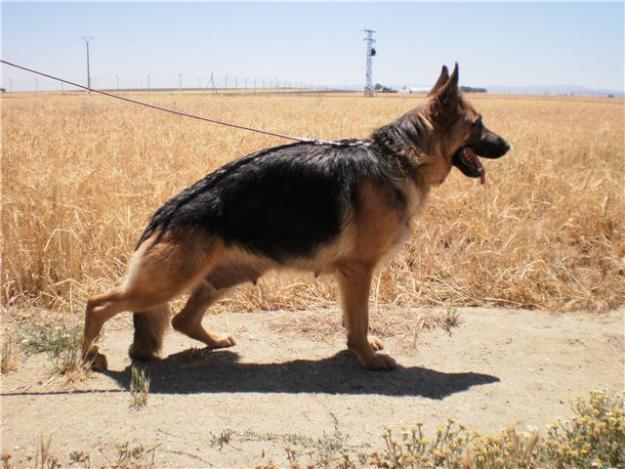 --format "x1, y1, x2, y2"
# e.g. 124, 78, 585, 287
2, 307, 623, 467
